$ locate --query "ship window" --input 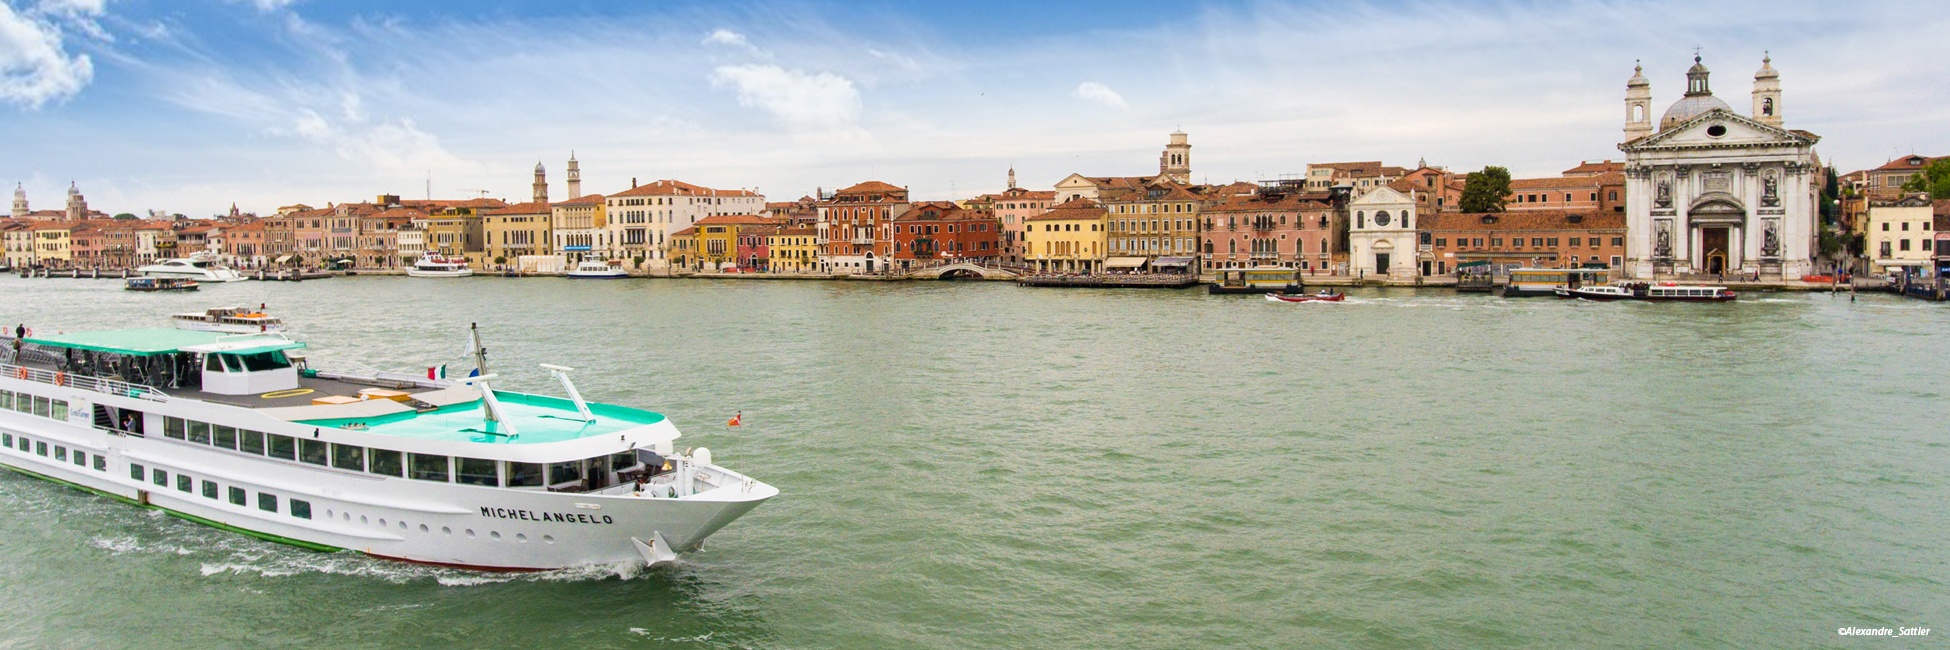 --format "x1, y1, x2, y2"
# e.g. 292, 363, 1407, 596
54, 445, 66, 461
456, 458, 498, 486
33, 441, 45, 456
130, 463, 144, 480
205, 355, 223, 372
202, 480, 217, 499
188, 420, 211, 444
153, 468, 167, 486
506, 462, 545, 487
609, 452, 638, 472
164, 417, 185, 439
299, 439, 327, 465
548, 461, 582, 486
259, 493, 277, 512
73, 451, 86, 467
2, 433, 9, 447
268, 434, 295, 460
94, 455, 105, 471
14, 436, 24, 451
410, 454, 450, 482
229, 486, 246, 506
368, 449, 404, 477
290, 499, 311, 519
213, 425, 238, 450
52, 400, 66, 420
240, 430, 265, 455
177, 474, 192, 492
32, 396, 49, 418
331, 444, 365, 471
237, 351, 290, 371
0, 391, 9, 410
